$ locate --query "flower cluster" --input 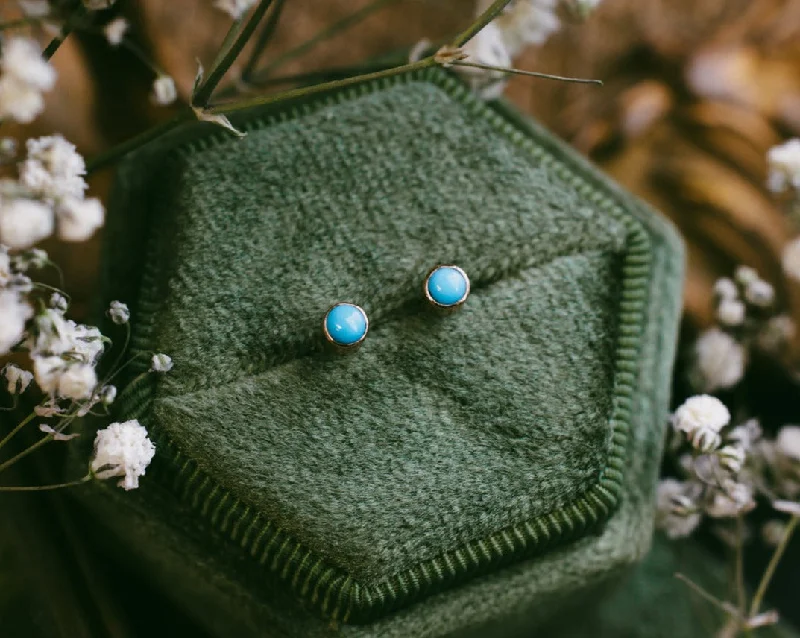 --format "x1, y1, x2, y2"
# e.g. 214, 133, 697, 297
658, 395, 800, 541
0, 37, 56, 124
689, 266, 787, 392
459, 0, 603, 98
